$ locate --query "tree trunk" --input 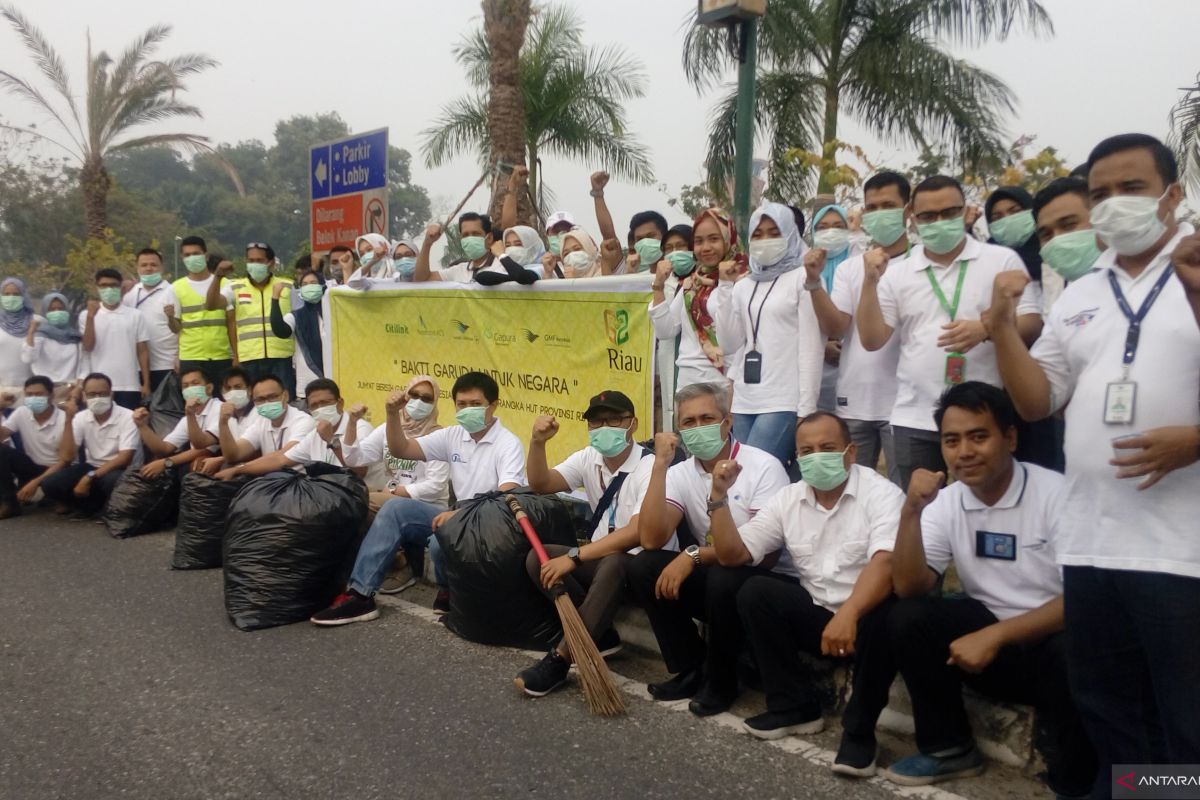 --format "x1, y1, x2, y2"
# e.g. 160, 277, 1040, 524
81, 155, 111, 240
483, 0, 534, 226
816, 80, 840, 195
